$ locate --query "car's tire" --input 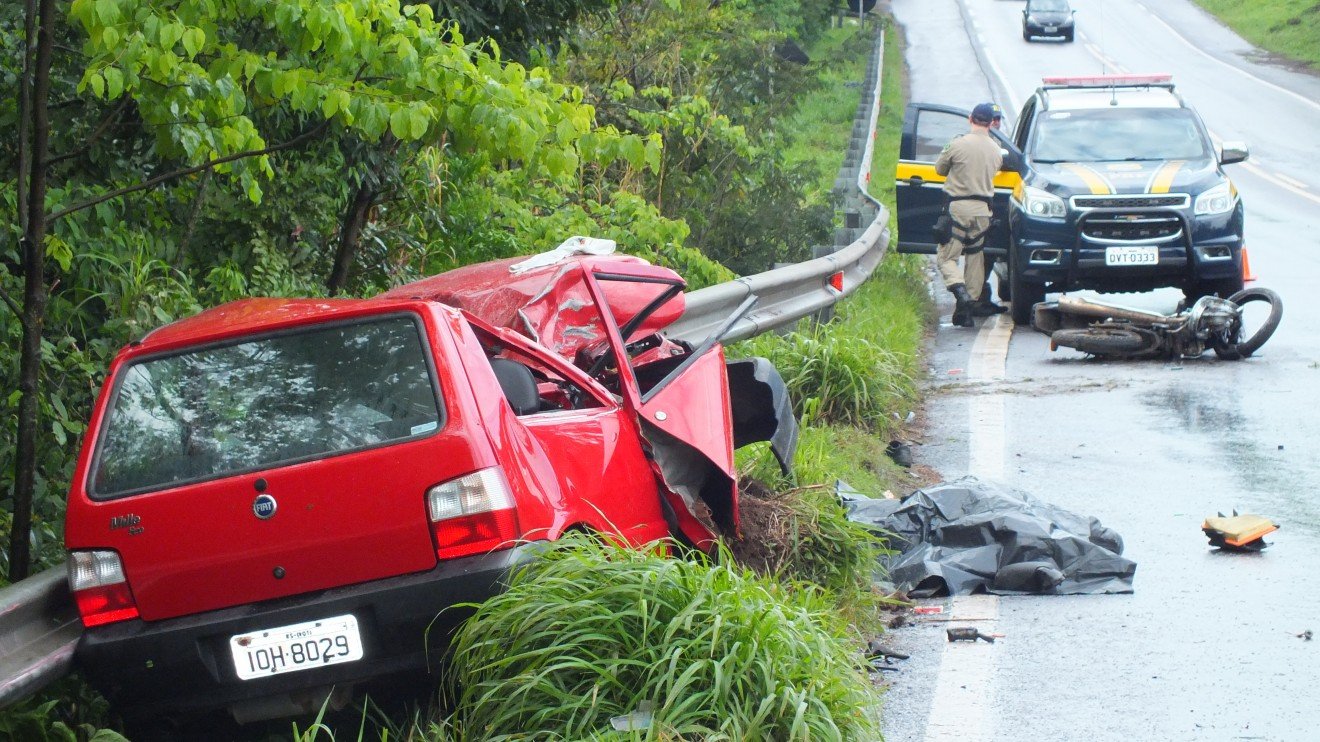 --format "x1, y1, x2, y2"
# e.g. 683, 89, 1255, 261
1212, 287, 1283, 360
1023, 28, 1032, 41
1064, 29, 1075, 42
996, 269, 1012, 302
1052, 327, 1148, 356
1008, 252, 1045, 325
